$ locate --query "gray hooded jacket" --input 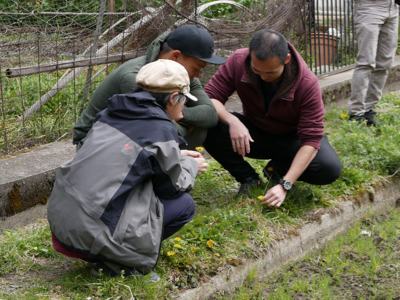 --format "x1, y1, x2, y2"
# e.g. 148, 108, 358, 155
48, 89, 198, 273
